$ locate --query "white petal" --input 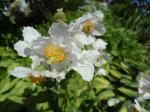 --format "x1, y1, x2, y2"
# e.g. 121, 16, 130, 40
10, 67, 32, 78
93, 39, 107, 50
73, 32, 95, 48
48, 21, 69, 42
93, 23, 106, 36
81, 50, 100, 64
14, 41, 29, 57
138, 73, 150, 100
93, 10, 104, 22
73, 64, 94, 81
42, 70, 66, 81
30, 37, 52, 57
23, 26, 41, 43
30, 55, 42, 69
19, 0, 27, 12
32, 71, 41, 77
42, 70, 56, 78
143, 92, 150, 100
69, 42, 83, 59
57, 72, 66, 80
80, 12, 93, 23
97, 68, 106, 76
107, 98, 120, 107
